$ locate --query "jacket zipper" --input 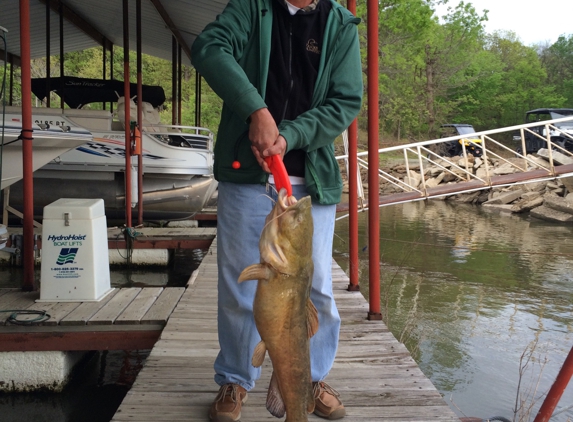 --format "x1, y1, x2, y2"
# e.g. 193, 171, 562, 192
281, 19, 294, 121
